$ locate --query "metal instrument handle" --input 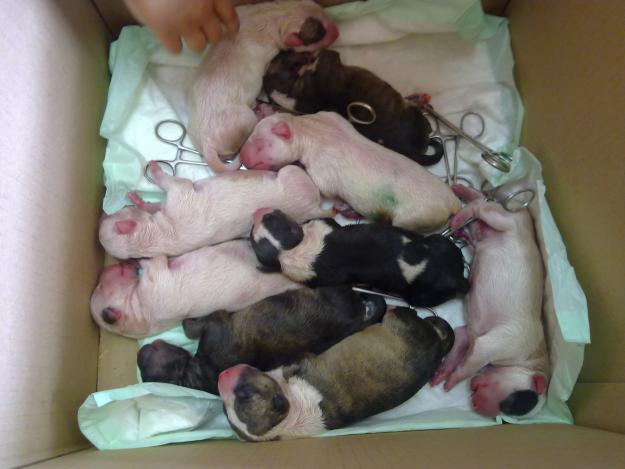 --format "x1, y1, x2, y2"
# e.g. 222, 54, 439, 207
347, 102, 377, 125
425, 106, 513, 173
